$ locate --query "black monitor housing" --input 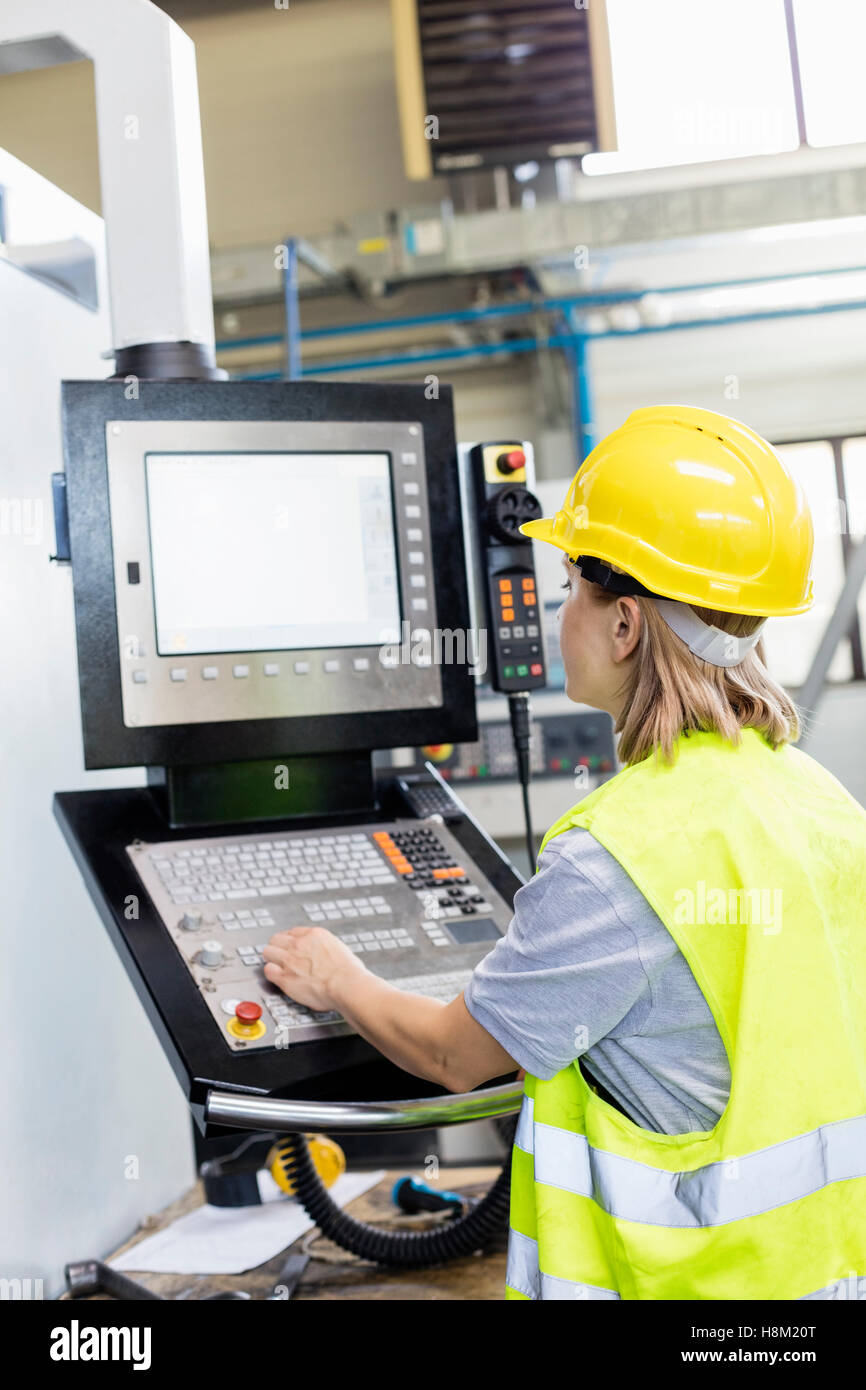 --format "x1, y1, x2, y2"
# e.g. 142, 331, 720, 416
62, 380, 478, 824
